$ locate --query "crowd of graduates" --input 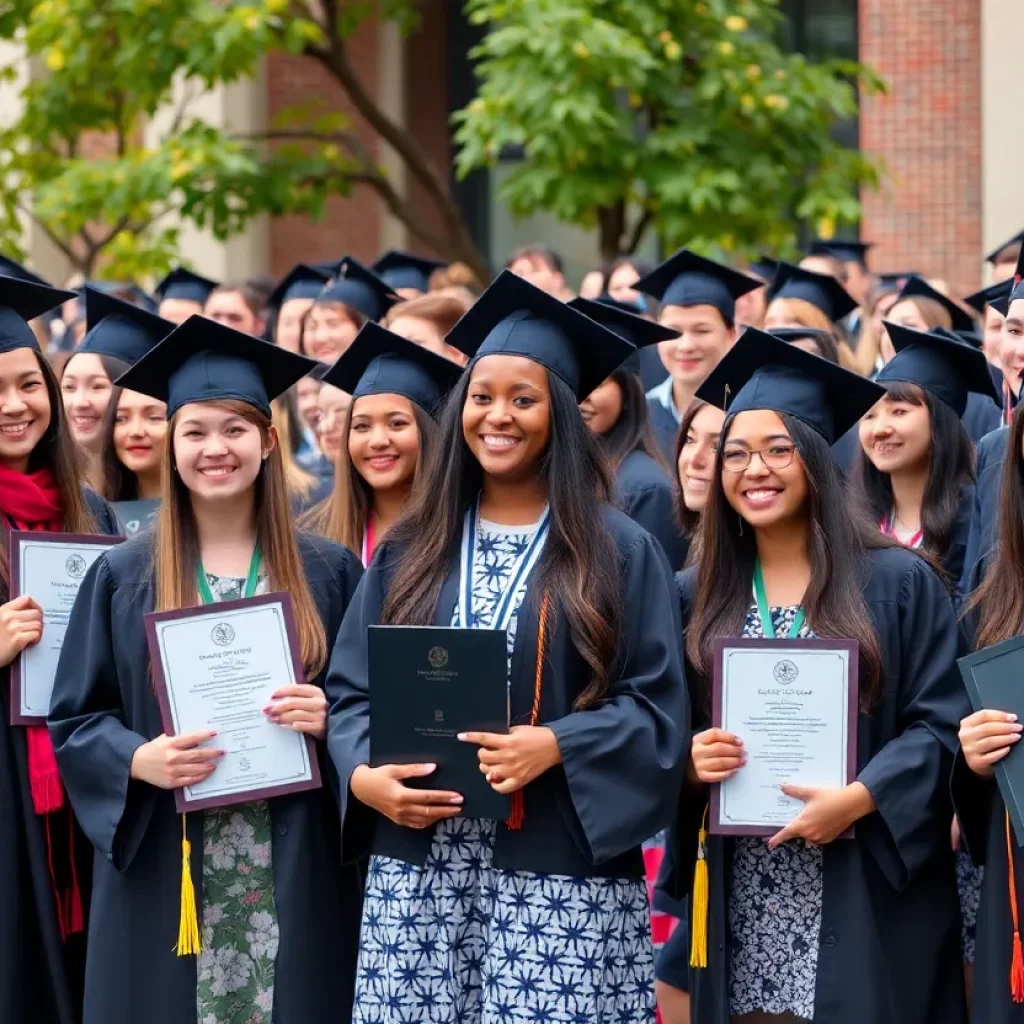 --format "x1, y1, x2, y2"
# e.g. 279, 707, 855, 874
0, 224, 1023, 1024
